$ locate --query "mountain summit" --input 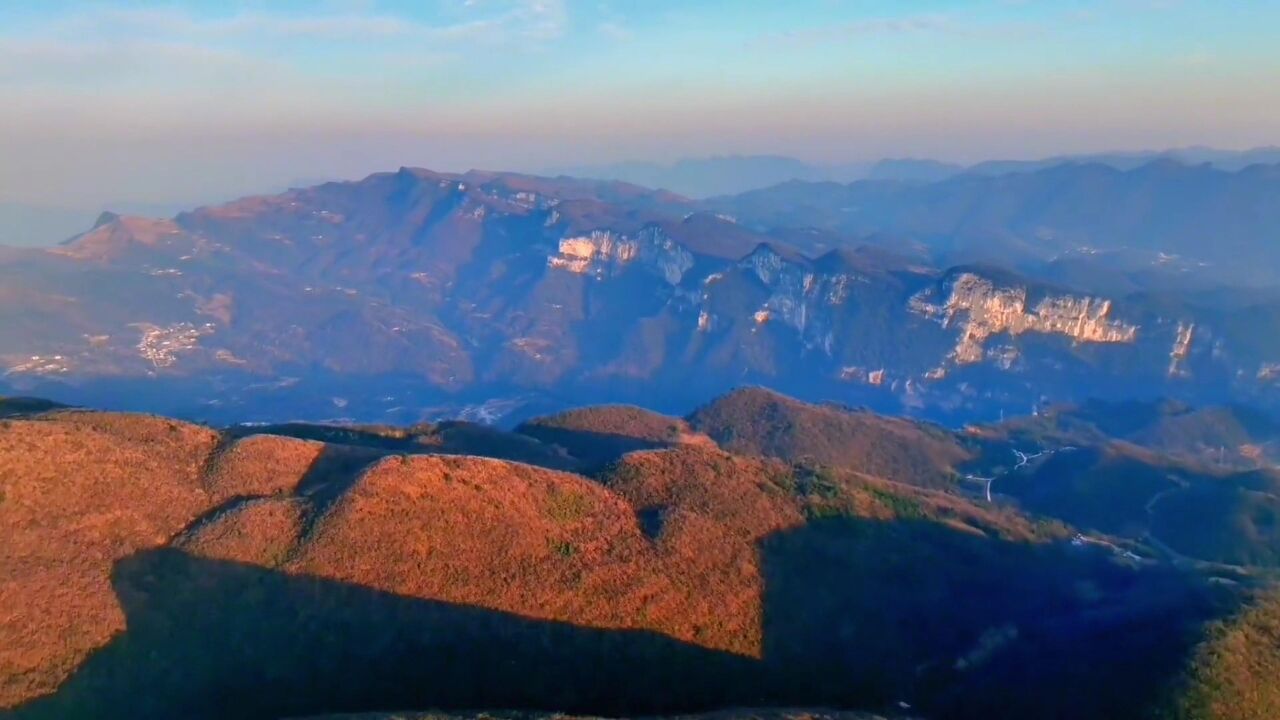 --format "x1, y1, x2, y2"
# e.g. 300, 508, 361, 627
2, 164, 1278, 425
